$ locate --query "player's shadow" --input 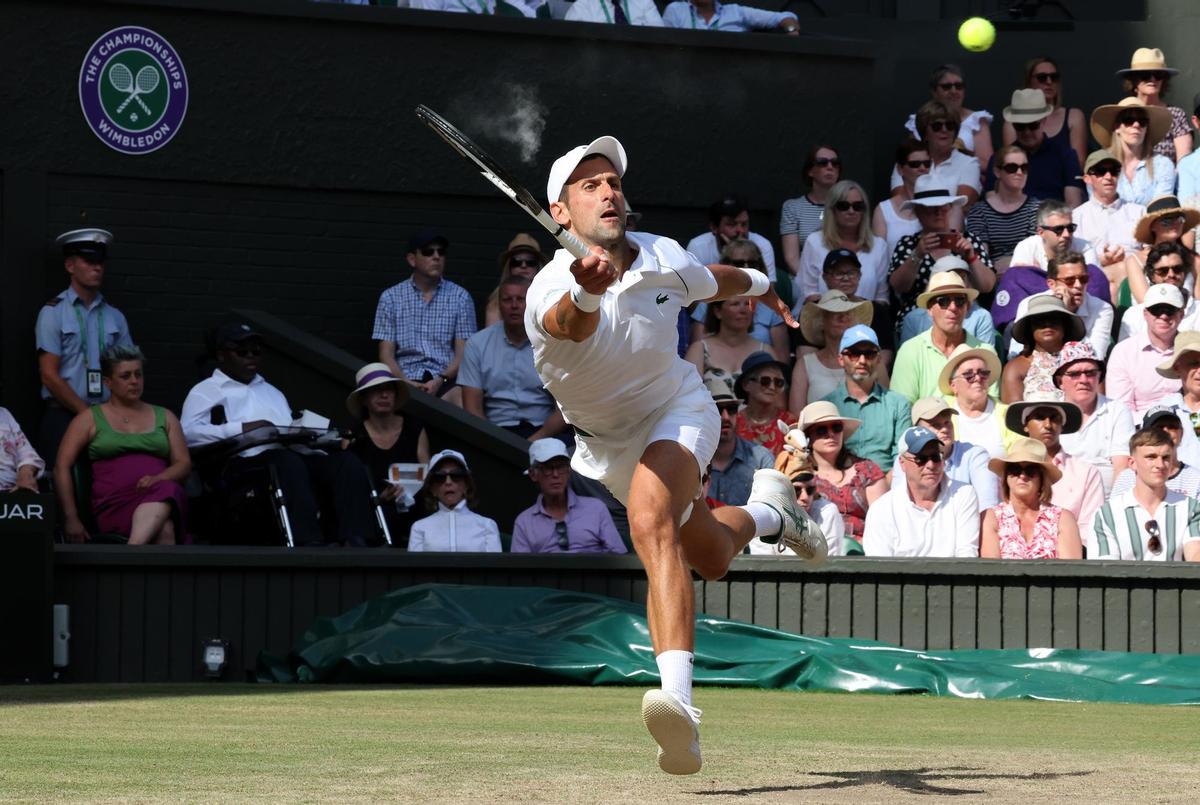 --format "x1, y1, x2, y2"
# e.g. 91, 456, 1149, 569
694, 767, 1094, 797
